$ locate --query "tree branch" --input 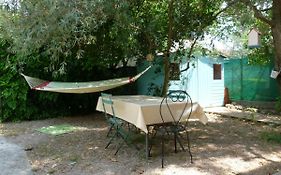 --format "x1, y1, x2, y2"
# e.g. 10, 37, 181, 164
180, 37, 198, 72
241, 0, 273, 26
214, 0, 240, 18
260, 7, 272, 12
